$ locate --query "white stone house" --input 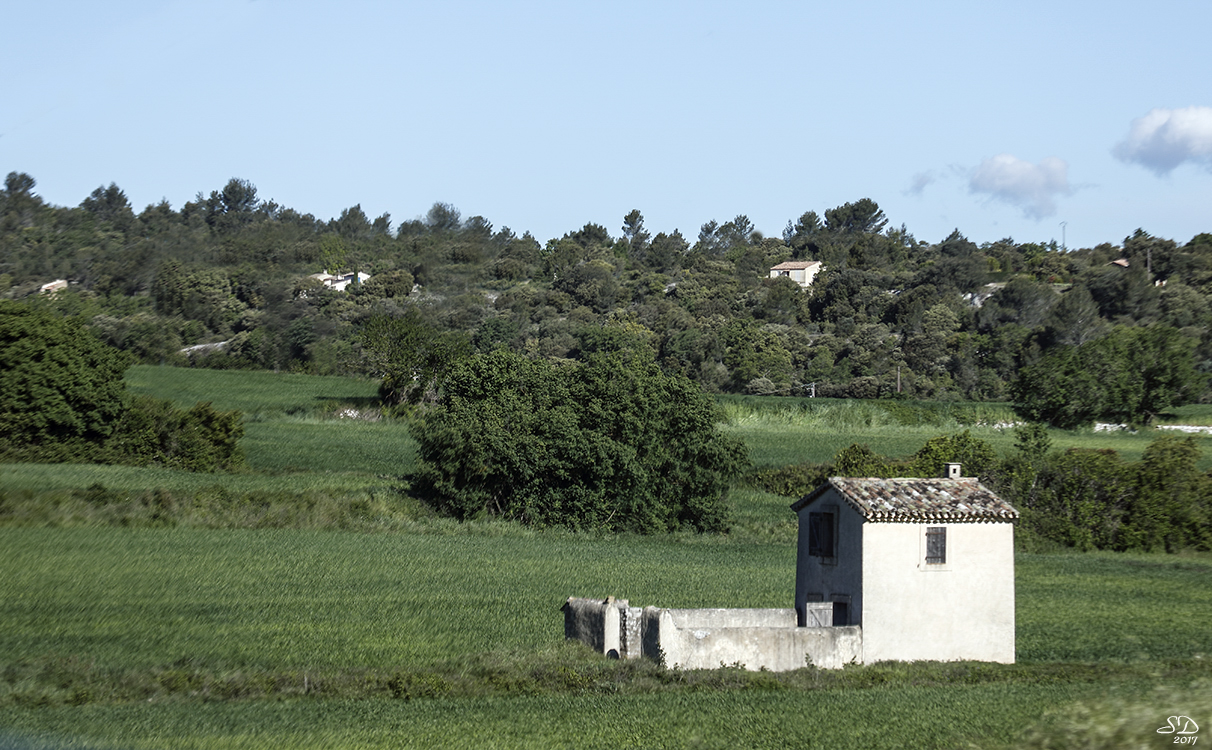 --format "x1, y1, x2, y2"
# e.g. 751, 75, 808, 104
563, 465, 1018, 670
769, 260, 822, 288
309, 271, 370, 292
791, 464, 1018, 664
